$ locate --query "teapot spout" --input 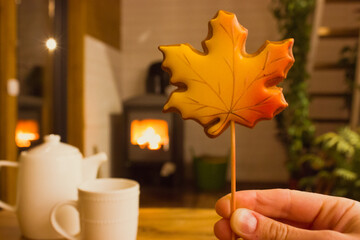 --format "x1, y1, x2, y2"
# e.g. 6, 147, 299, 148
82, 152, 107, 181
